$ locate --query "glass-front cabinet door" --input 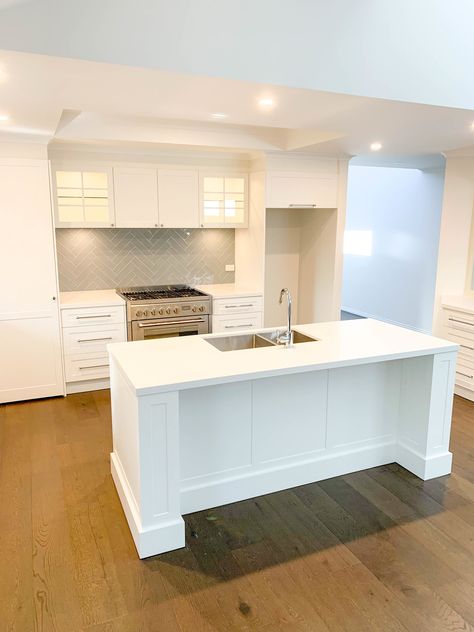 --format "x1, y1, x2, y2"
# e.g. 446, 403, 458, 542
52, 165, 115, 228
200, 173, 248, 228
